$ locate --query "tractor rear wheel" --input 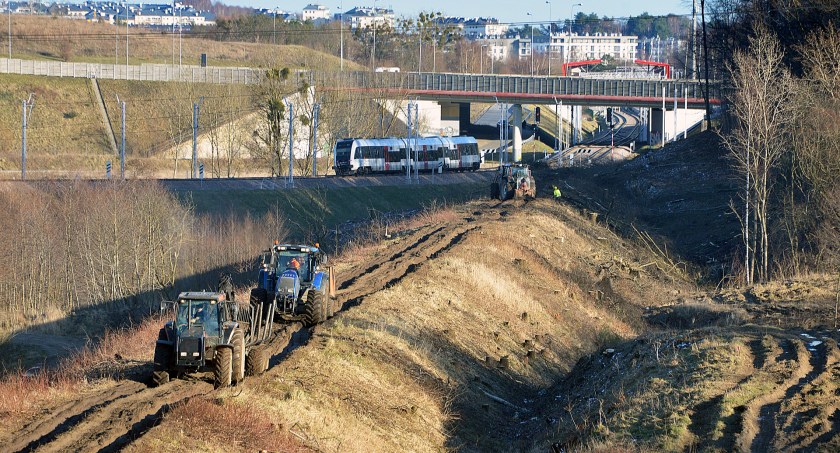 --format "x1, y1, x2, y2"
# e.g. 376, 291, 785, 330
490, 182, 500, 199
231, 330, 245, 383
214, 347, 233, 388
246, 346, 269, 376
303, 290, 326, 327
151, 341, 171, 387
